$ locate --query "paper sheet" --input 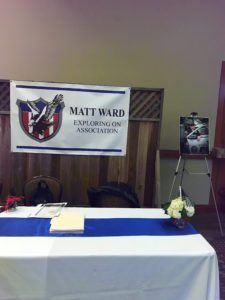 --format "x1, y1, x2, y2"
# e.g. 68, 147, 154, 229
29, 203, 67, 218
